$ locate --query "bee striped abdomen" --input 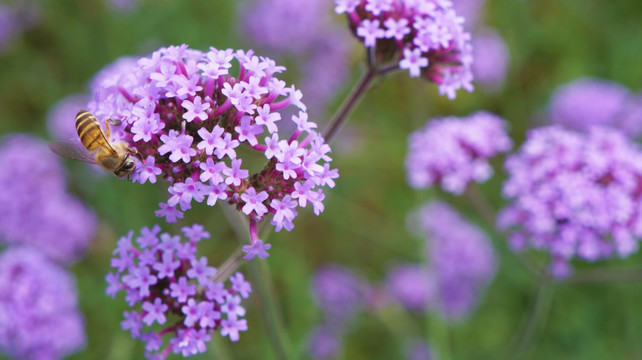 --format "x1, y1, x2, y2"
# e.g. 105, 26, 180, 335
76, 110, 110, 153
